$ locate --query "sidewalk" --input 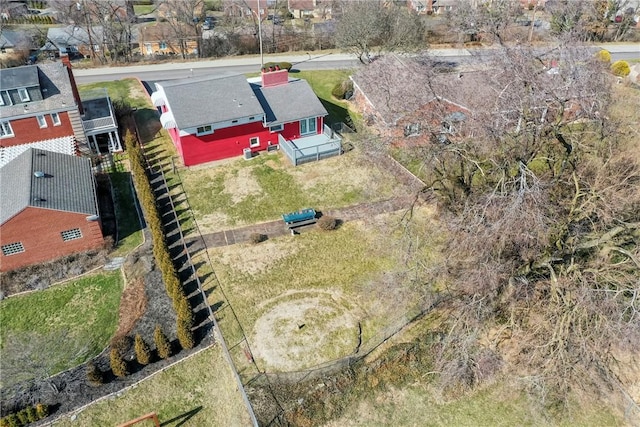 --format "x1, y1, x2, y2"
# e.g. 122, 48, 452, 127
186, 195, 415, 252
